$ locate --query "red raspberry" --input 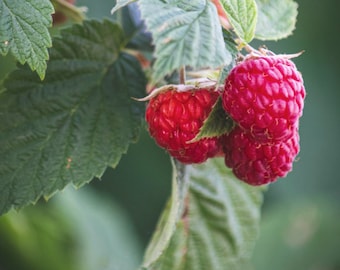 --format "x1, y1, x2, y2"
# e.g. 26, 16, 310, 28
222, 56, 305, 142
146, 87, 220, 164
223, 126, 300, 185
